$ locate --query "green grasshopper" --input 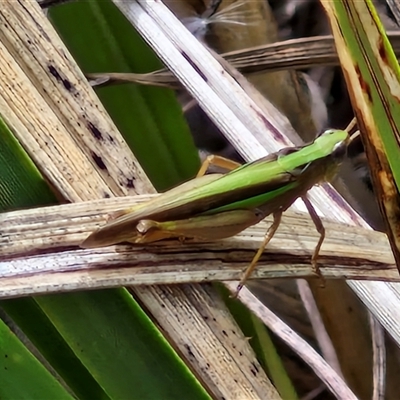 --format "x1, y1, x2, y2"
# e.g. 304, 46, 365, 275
81, 129, 349, 295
